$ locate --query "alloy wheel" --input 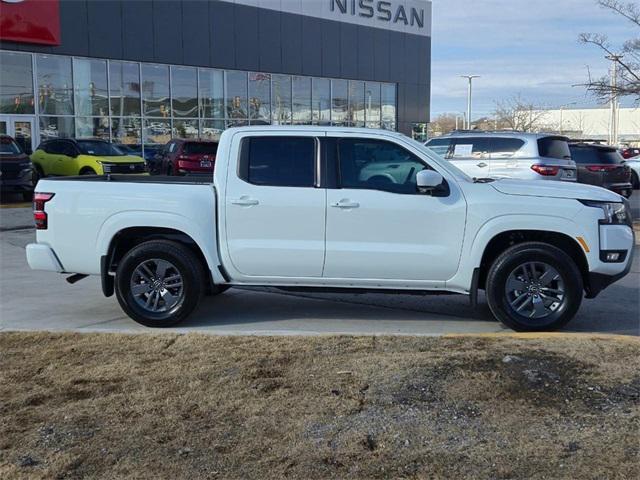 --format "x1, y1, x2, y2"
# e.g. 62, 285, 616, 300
504, 262, 566, 319
130, 258, 184, 313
